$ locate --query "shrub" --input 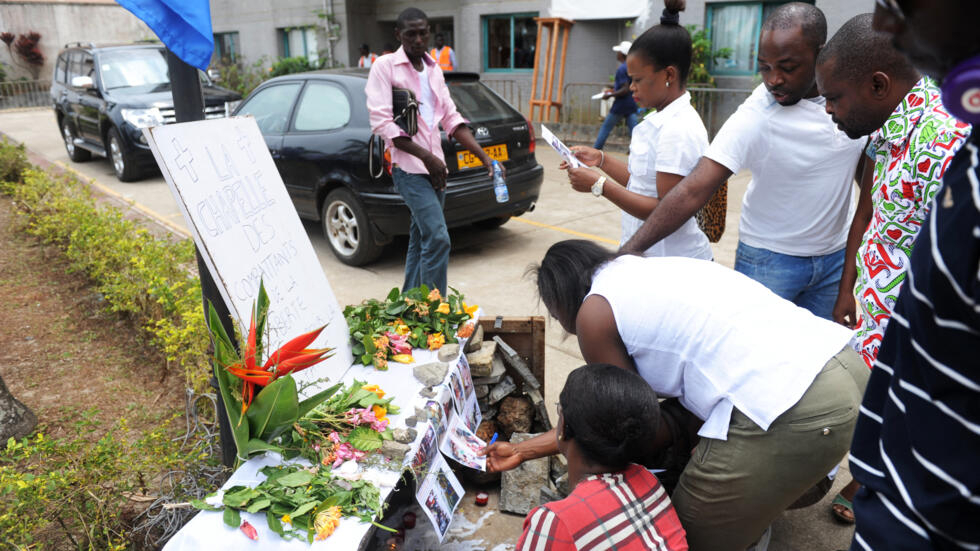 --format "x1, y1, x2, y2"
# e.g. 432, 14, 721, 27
0, 138, 211, 392
269, 55, 318, 77
687, 25, 732, 87
214, 56, 270, 97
